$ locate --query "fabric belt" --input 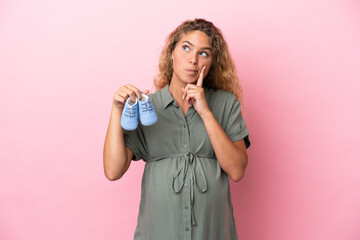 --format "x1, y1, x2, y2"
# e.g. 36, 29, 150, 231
148, 152, 215, 226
